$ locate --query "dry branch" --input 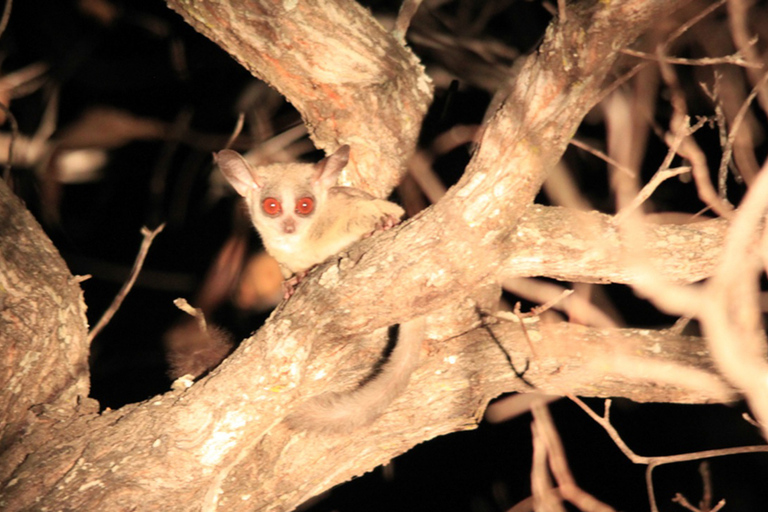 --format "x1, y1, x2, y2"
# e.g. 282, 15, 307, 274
165, 0, 432, 198
1, 0, 737, 511
504, 206, 727, 285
